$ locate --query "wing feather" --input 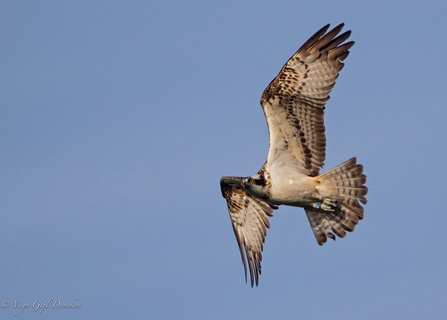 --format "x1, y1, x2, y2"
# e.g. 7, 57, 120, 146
261, 23, 354, 176
220, 176, 277, 287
